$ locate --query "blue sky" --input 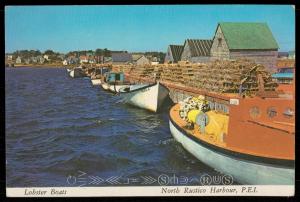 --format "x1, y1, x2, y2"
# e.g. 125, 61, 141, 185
5, 5, 295, 53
